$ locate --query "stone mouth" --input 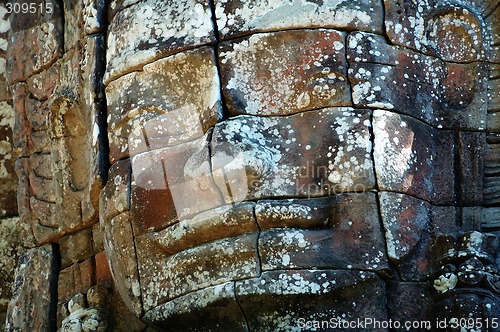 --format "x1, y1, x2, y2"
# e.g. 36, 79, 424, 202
134, 192, 390, 312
